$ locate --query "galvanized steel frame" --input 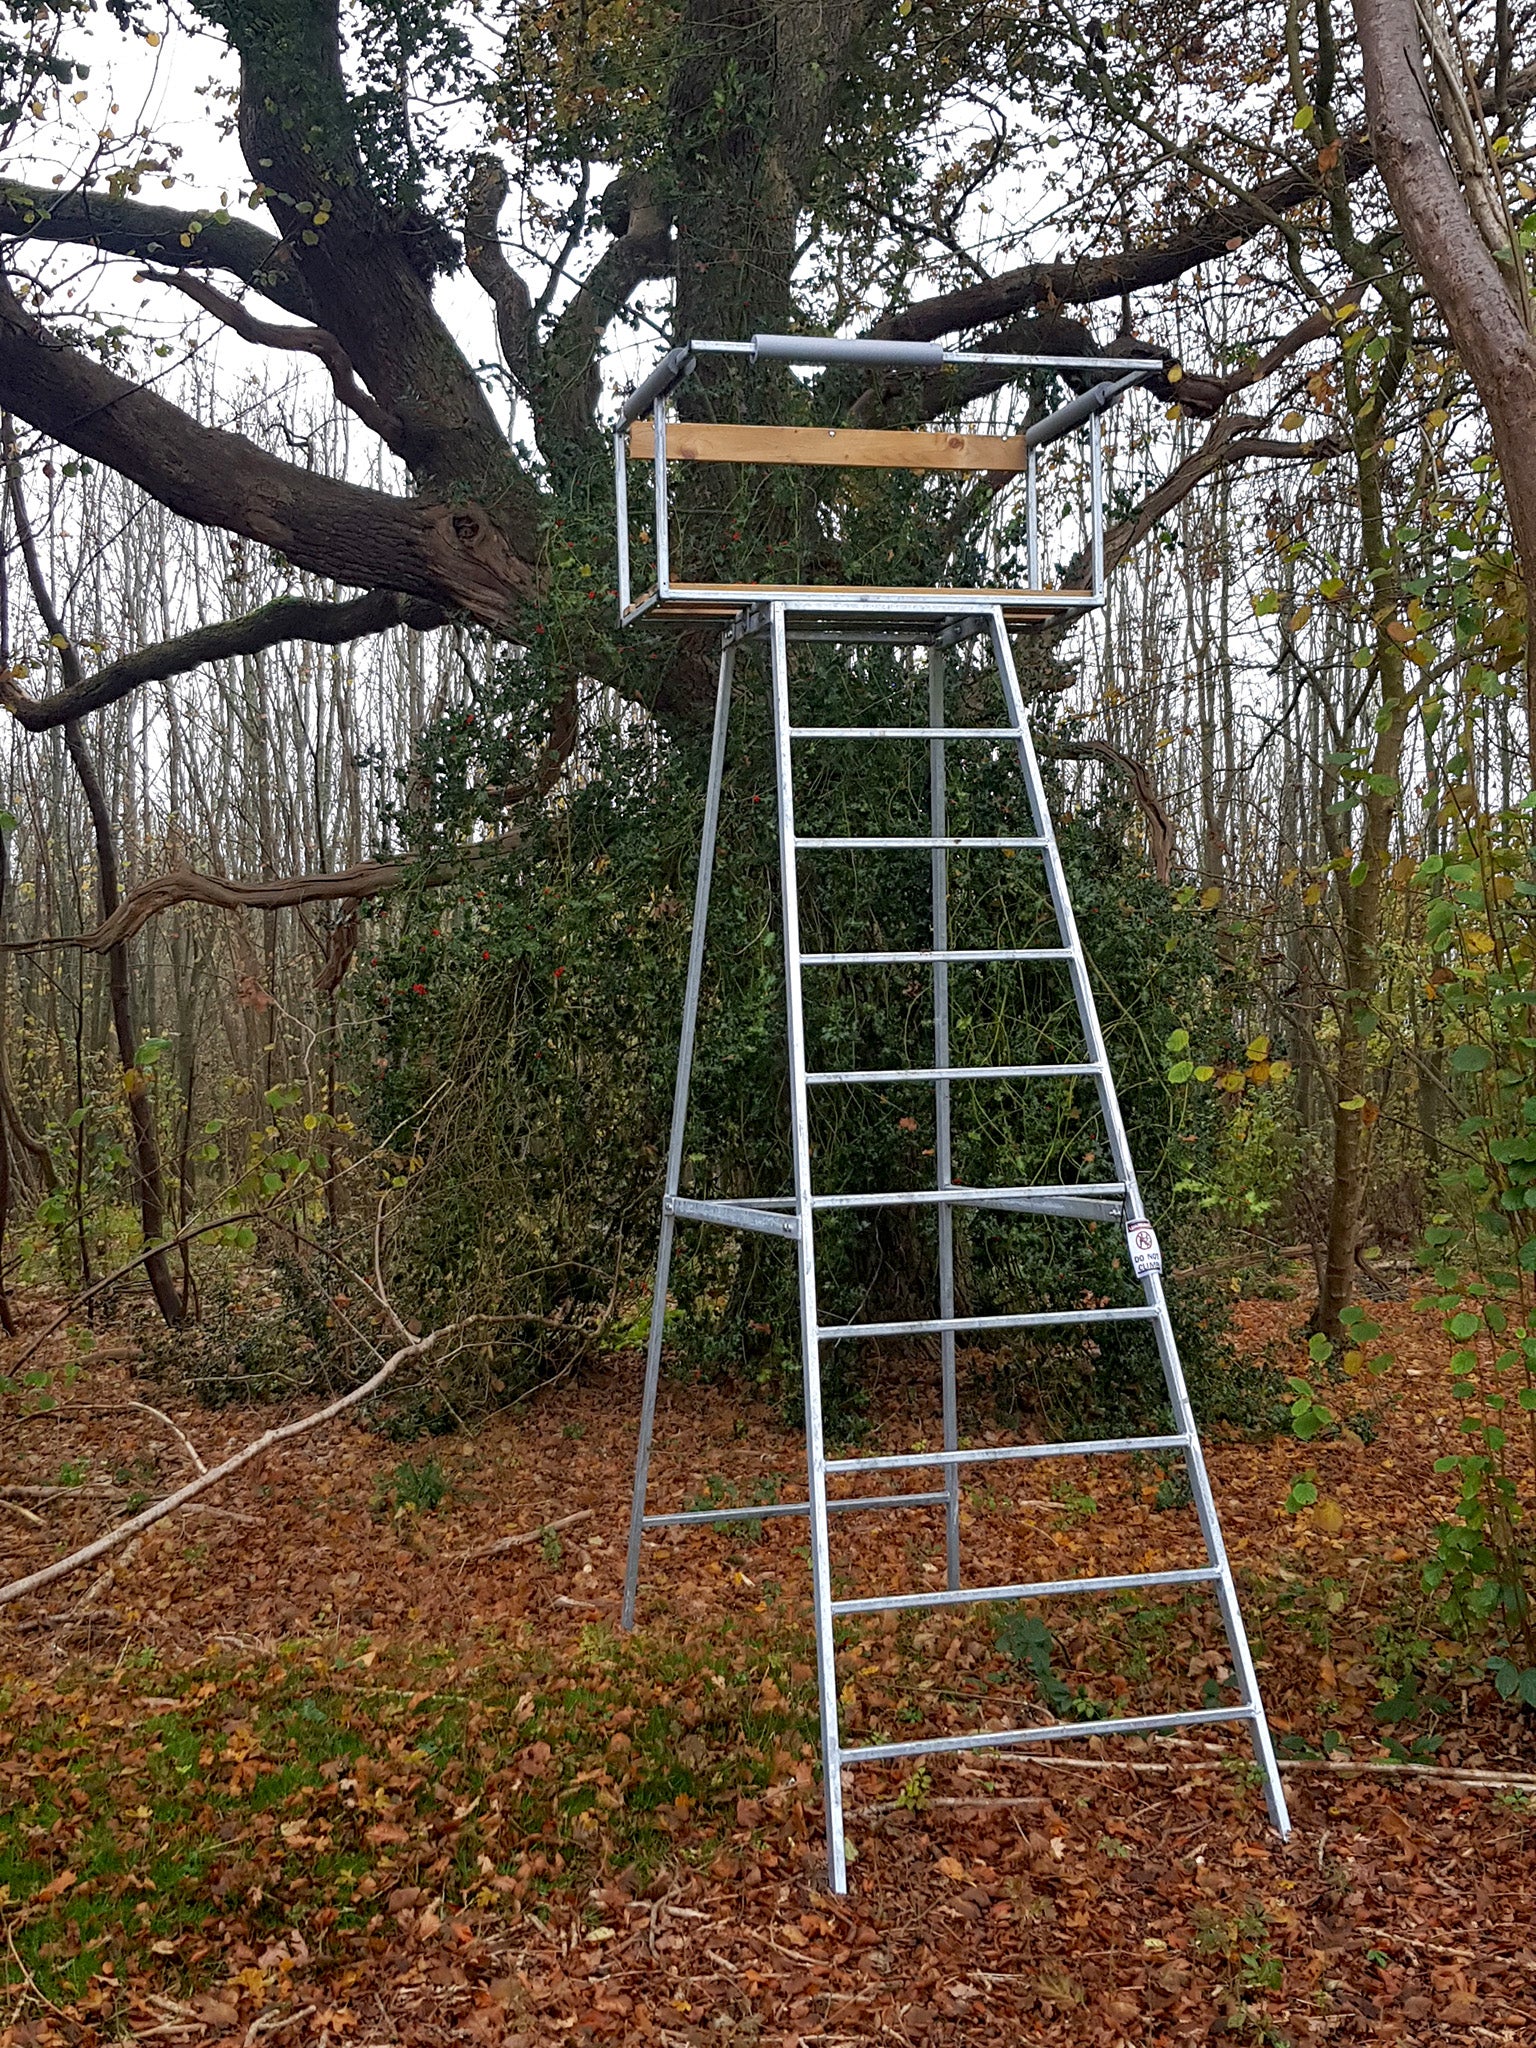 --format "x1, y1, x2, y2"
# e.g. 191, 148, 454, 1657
617, 592, 1290, 1892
